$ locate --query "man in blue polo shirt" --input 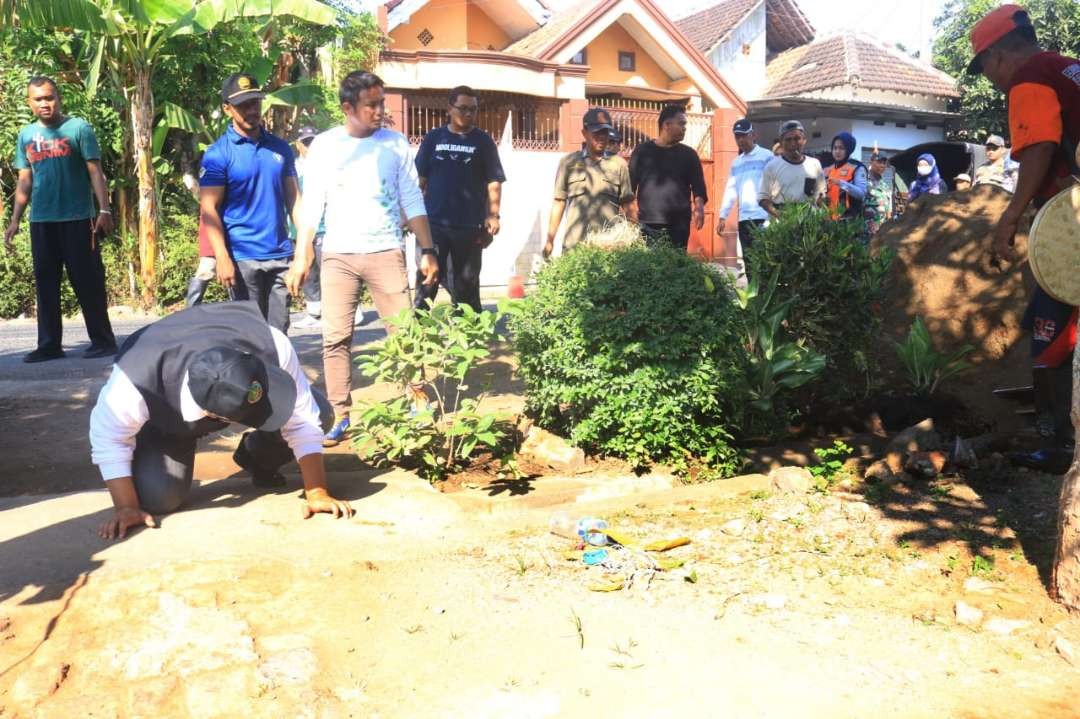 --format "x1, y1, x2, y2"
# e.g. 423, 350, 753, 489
199, 72, 299, 332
